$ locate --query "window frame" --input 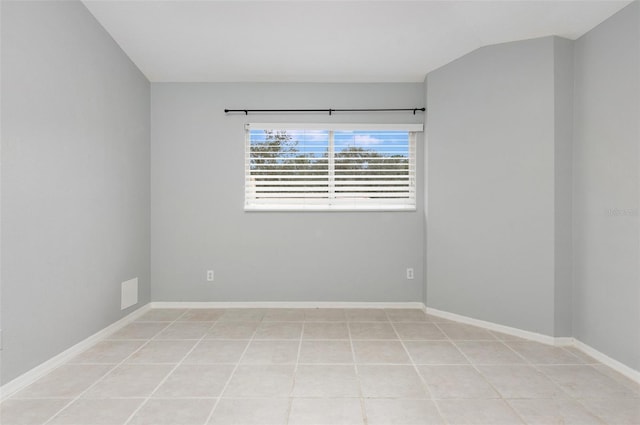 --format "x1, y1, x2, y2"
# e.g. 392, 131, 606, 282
244, 123, 422, 212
